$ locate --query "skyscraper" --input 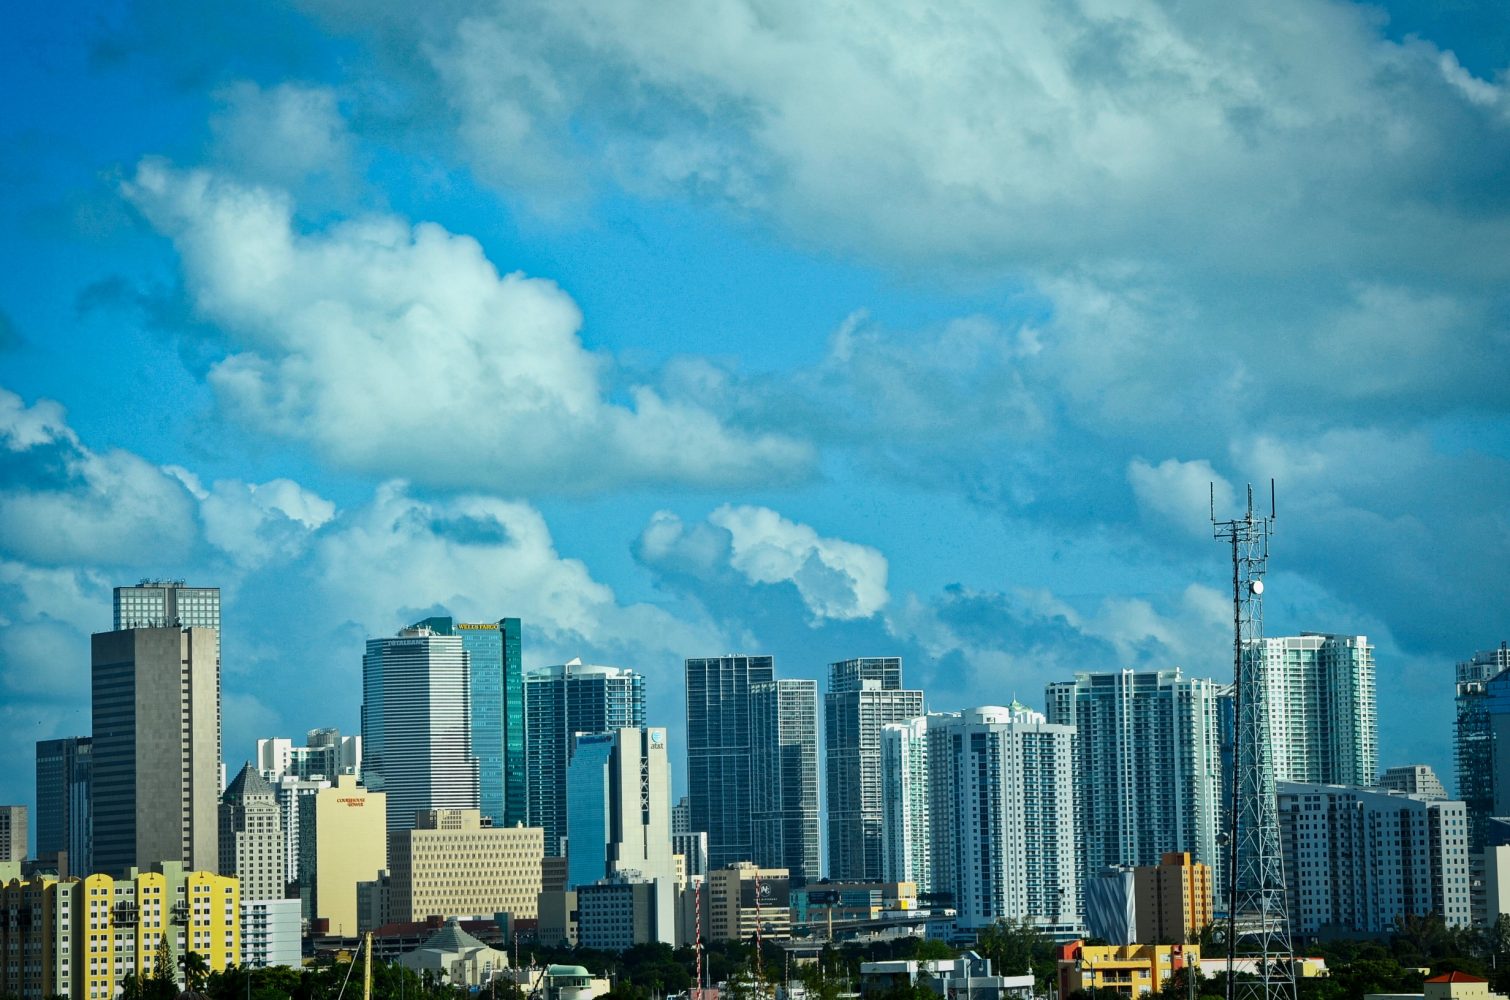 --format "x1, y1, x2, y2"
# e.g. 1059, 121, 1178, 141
1278, 782, 1471, 933
750, 679, 820, 885
411, 617, 526, 827
91, 626, 220, 875
825, 657, 924, 881
928, 705, 1079, 932
1456, 643, 1510, 849
880, 715, 936, 892
1252, 634, 1377, 786
361, 627, 480, 832
685, 655, 774, 870
1044, 670, 1228, 885
35, 736, 91, 871
525, 660, 645, 855
219, 763, 284, 903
